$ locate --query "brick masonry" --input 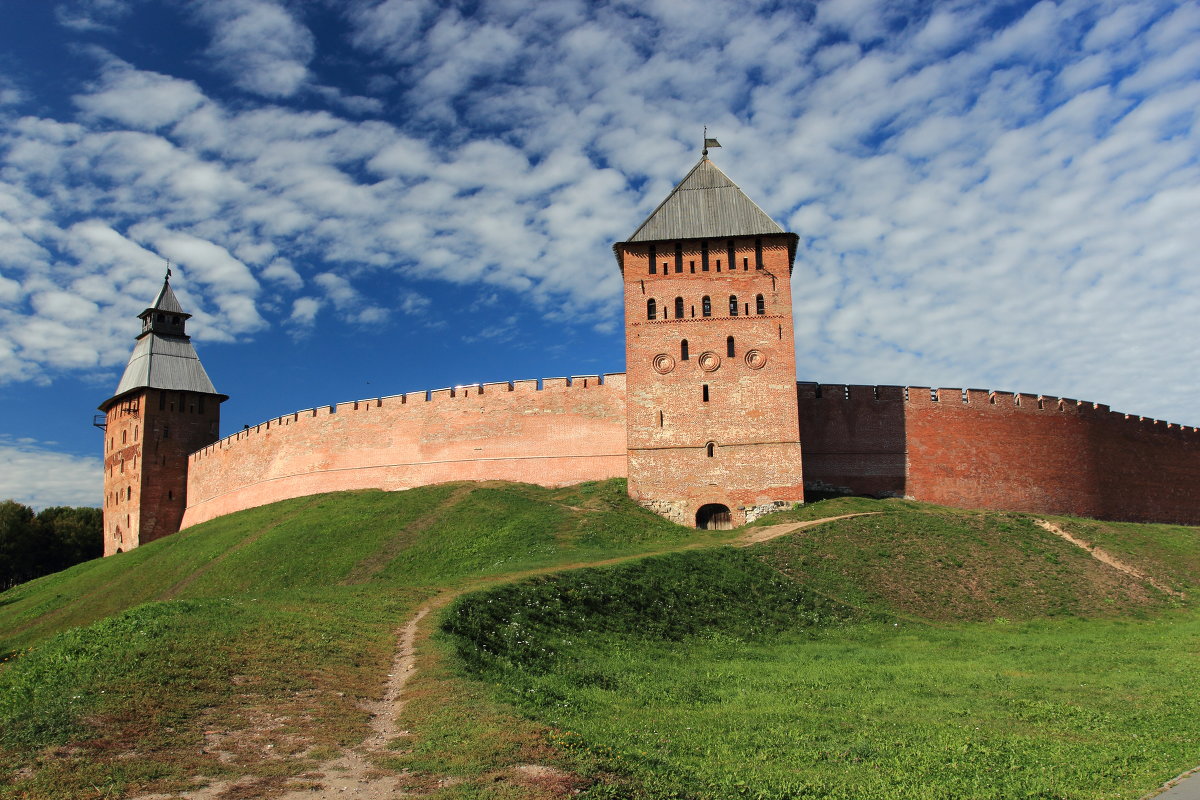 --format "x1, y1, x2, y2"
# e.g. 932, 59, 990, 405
798, 385, 1200, 524
103, 389, 221, 555
170, 316, 1200, 533
618, 234, 805, 527
181, 376, 627, 528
